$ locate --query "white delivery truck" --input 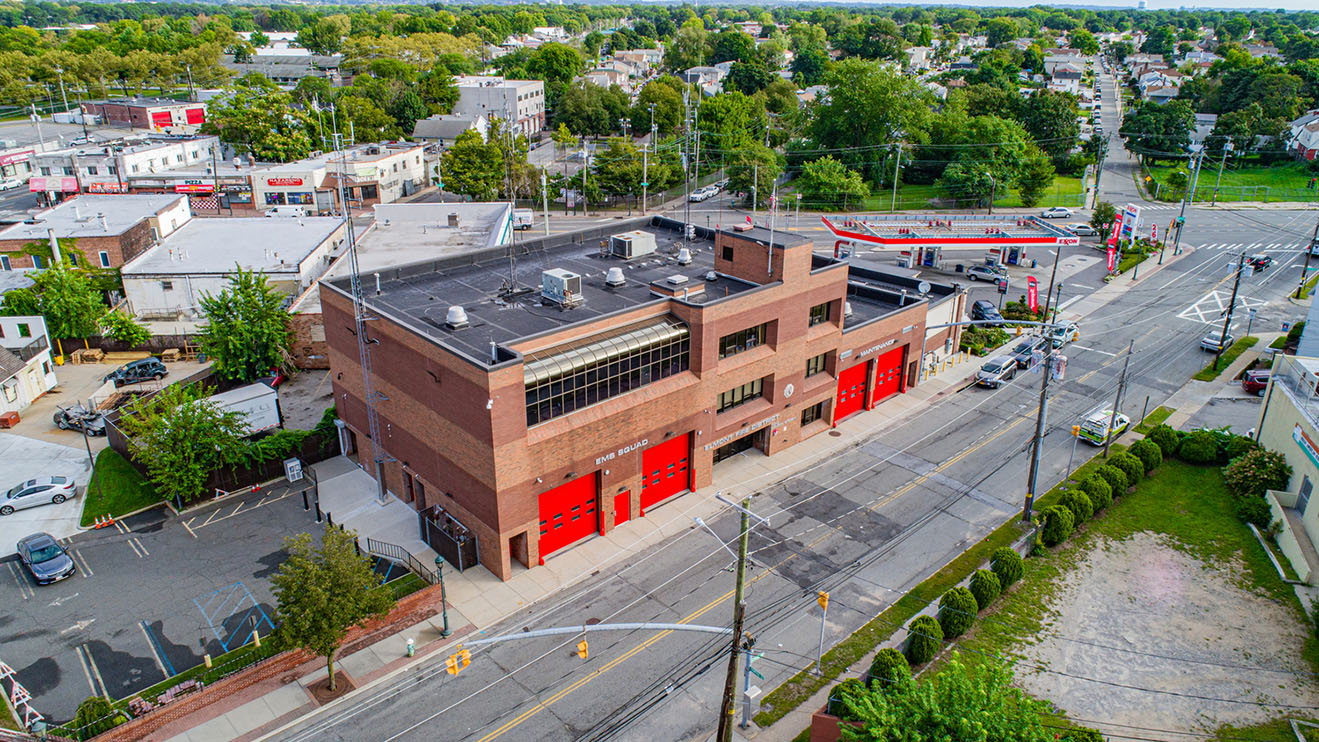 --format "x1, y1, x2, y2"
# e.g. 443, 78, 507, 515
205, 383, 282, 436
513, 208, 534, 231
